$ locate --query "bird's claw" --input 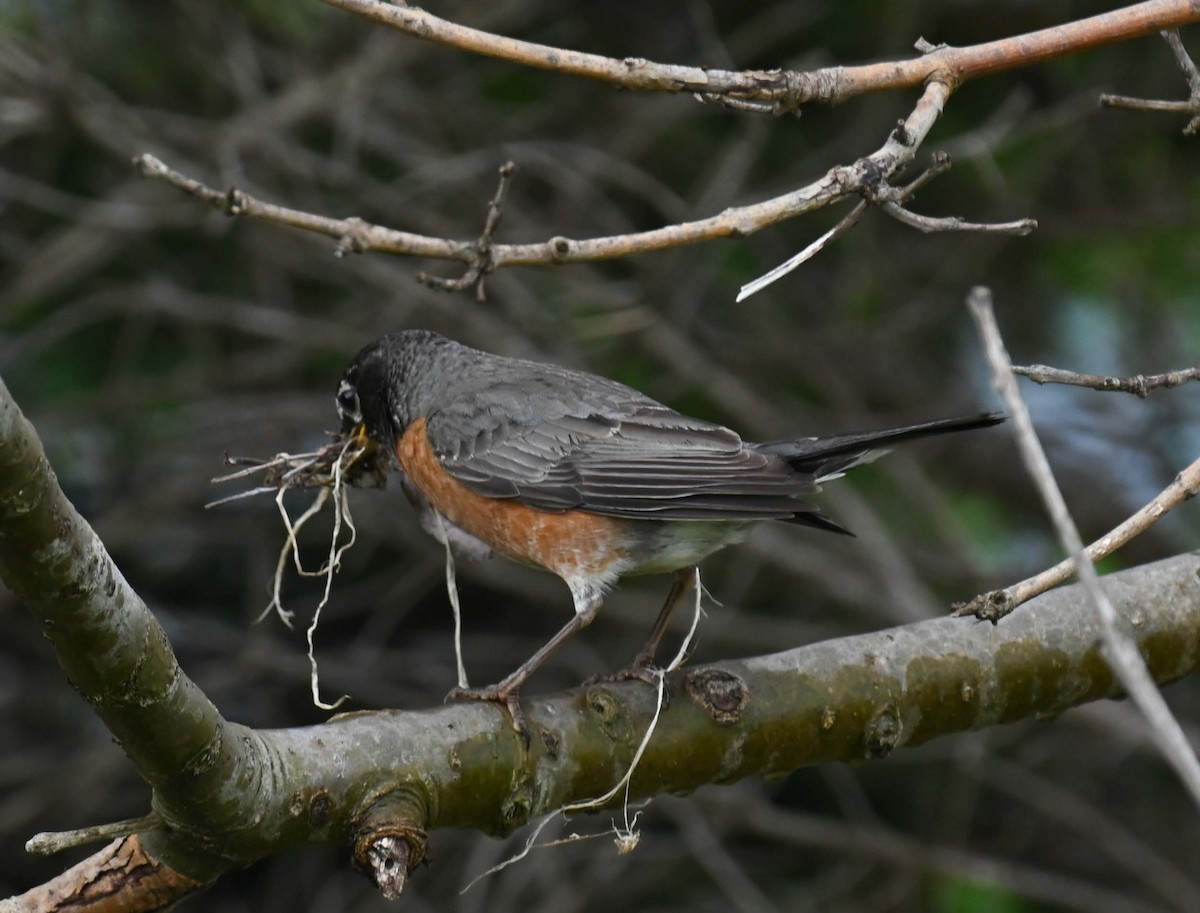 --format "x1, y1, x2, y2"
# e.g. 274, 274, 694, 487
586, 661, 673, 709
446, 684, 530, 749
